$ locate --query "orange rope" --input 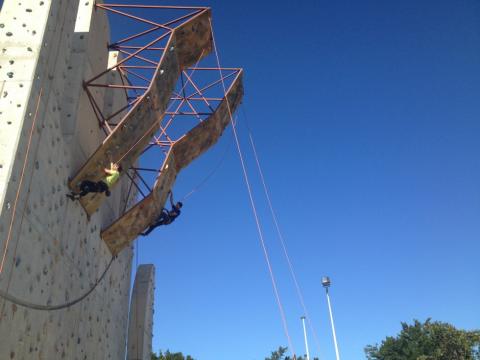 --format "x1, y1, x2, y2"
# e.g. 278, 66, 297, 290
116, 49, 205, 164
181, 129, 234, 201
248, 129, 323, 357
0, 88, 43, 274
135, 238, 139, 359
209, 18, 297, 359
